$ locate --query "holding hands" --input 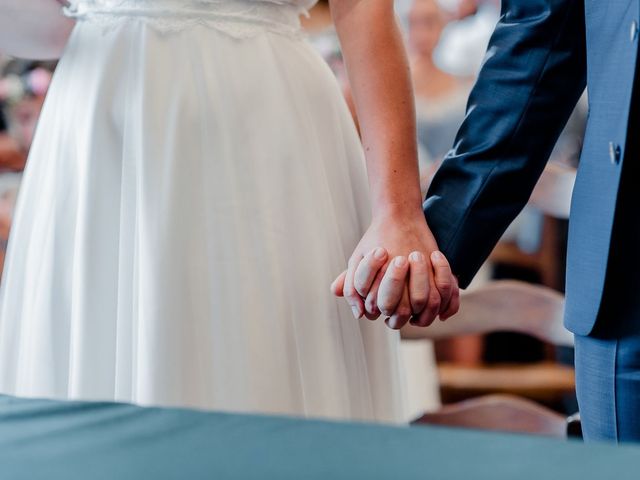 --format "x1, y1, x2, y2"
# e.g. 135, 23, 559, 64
330, 1, 459, 329
332, 213, 460, 330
